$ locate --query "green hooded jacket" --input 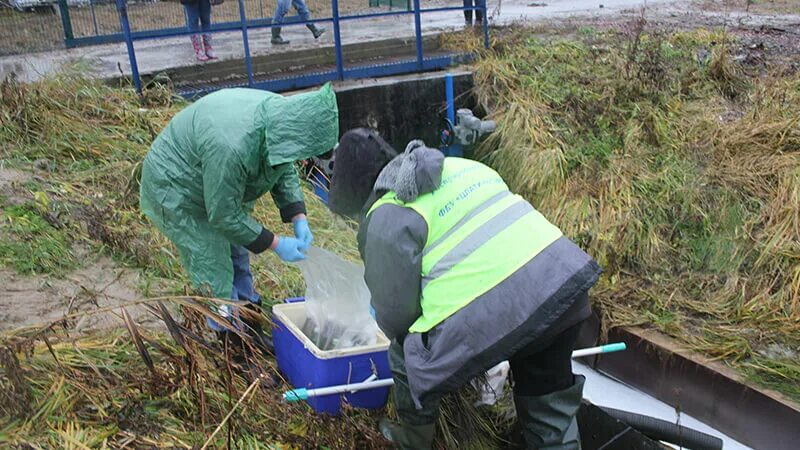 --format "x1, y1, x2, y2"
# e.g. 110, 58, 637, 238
139, 84, 338, 298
